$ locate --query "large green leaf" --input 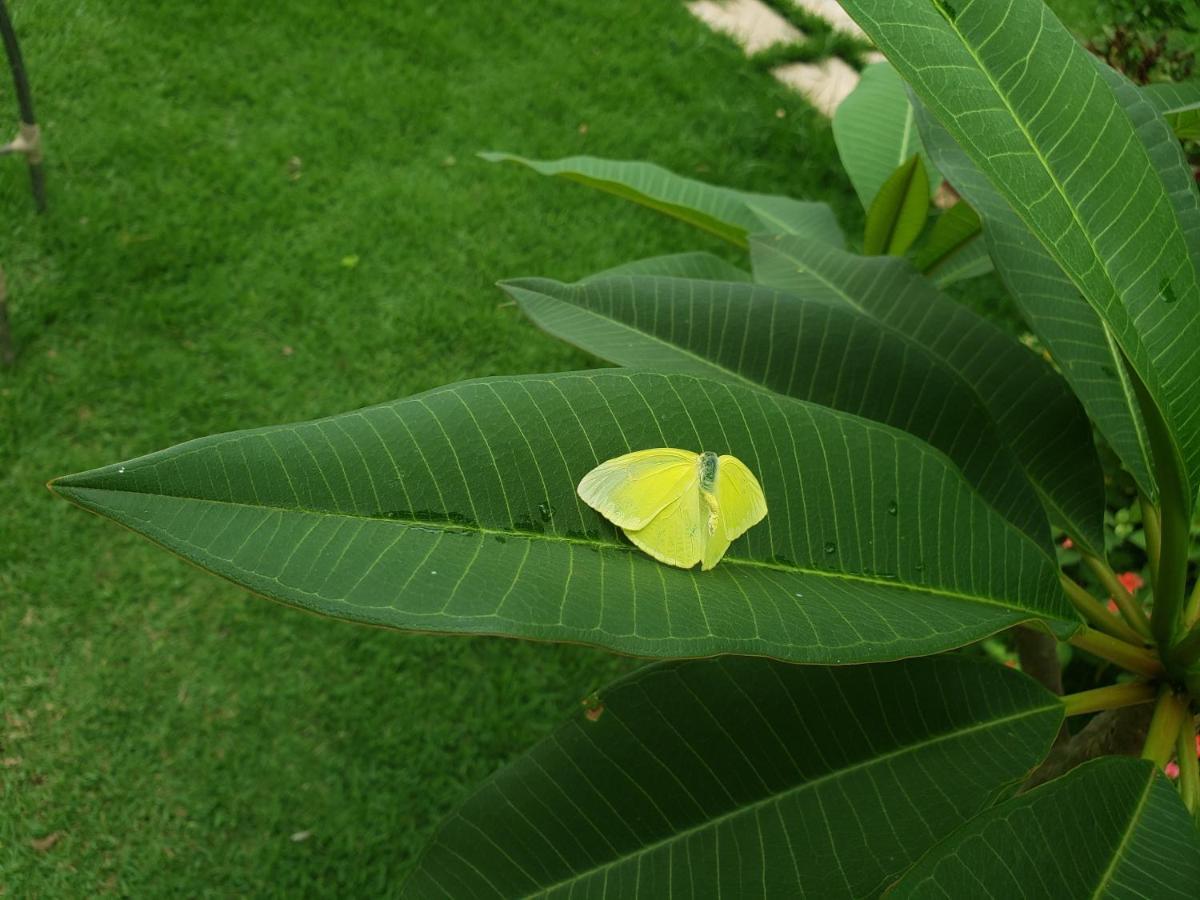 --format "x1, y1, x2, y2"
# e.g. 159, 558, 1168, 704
911, 59, 1200, 504
404, 654, 1064, 899
833, 60, 939, 209
750, 236, 1107, 556
1141, 81, 1200, 115
480, 152, 845, 249
863, 154, 930, 256
1110, 69, 1200, 279
840, 0, 1200, 508
1142, 80, 1200, 141
891, 757, 1200, 899
914, 106, 1155, 501
500, 274, 1050, 547
584, 251, 751, 283
913, 200, 984, 278
51, 370, 1076, 664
